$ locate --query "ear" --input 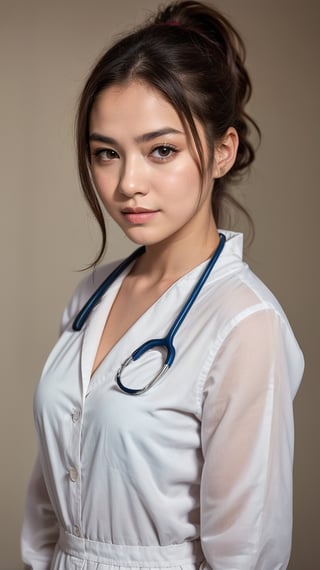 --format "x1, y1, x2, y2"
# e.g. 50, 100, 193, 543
212, 127, 239, 179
